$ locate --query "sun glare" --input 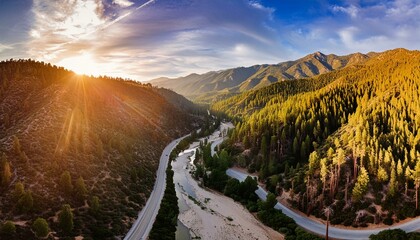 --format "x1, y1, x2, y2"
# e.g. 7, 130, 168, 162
59, 53, 102, 76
